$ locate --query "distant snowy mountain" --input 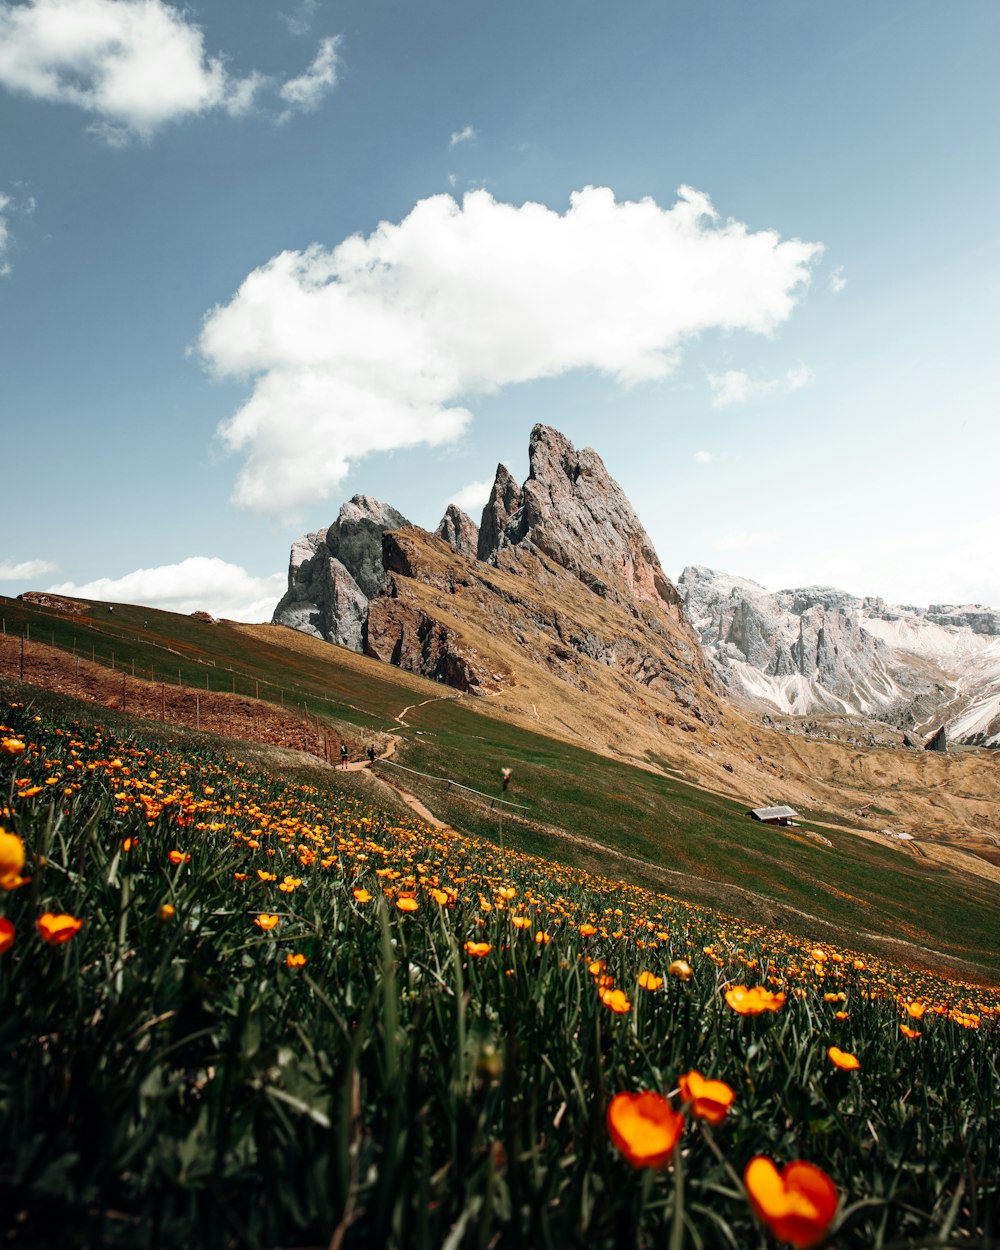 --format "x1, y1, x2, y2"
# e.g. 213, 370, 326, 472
677, 566, 1000, 746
